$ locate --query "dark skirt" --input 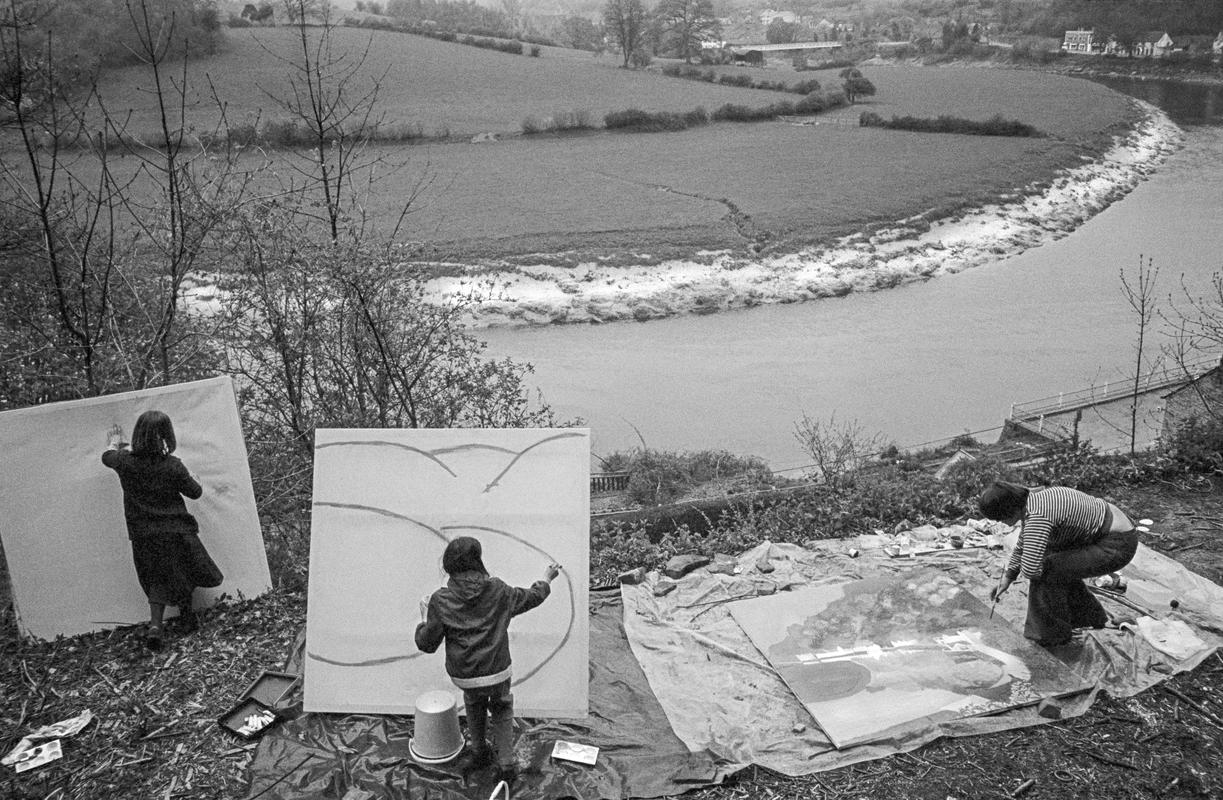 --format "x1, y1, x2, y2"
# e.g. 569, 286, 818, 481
130, 533, 195, 607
